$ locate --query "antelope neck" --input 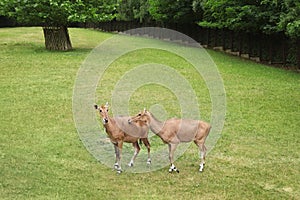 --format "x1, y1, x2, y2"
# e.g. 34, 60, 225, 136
149, 114, 164, 134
